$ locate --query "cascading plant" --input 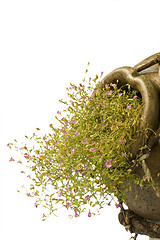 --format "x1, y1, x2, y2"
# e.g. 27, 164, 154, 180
8, 63, 150, 220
